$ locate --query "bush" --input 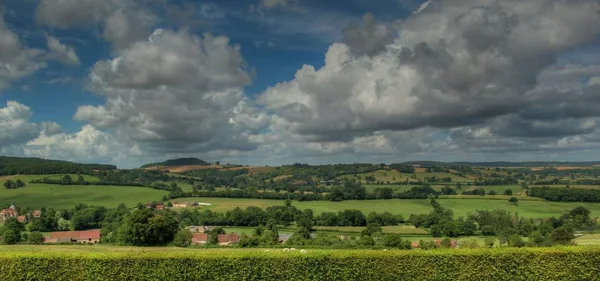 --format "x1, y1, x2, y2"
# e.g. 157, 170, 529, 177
27, 232, 45, 245
2, 248, 599, 280
172, 229, 192, 247
2, 230, 19, 245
